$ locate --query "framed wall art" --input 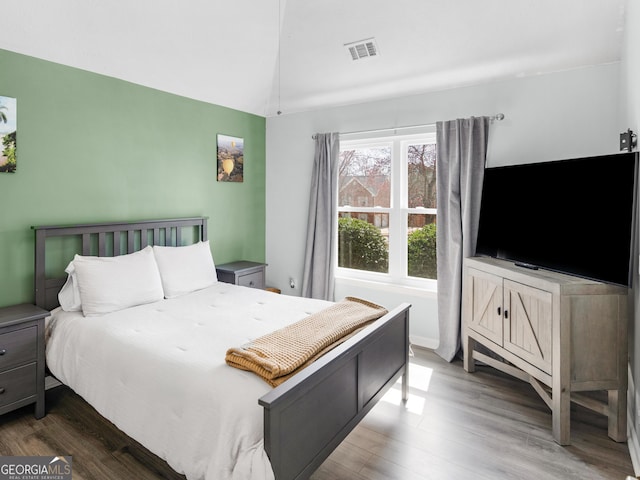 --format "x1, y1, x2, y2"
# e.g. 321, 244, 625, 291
217, 134, 244, 182
0, 95, 17, 173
